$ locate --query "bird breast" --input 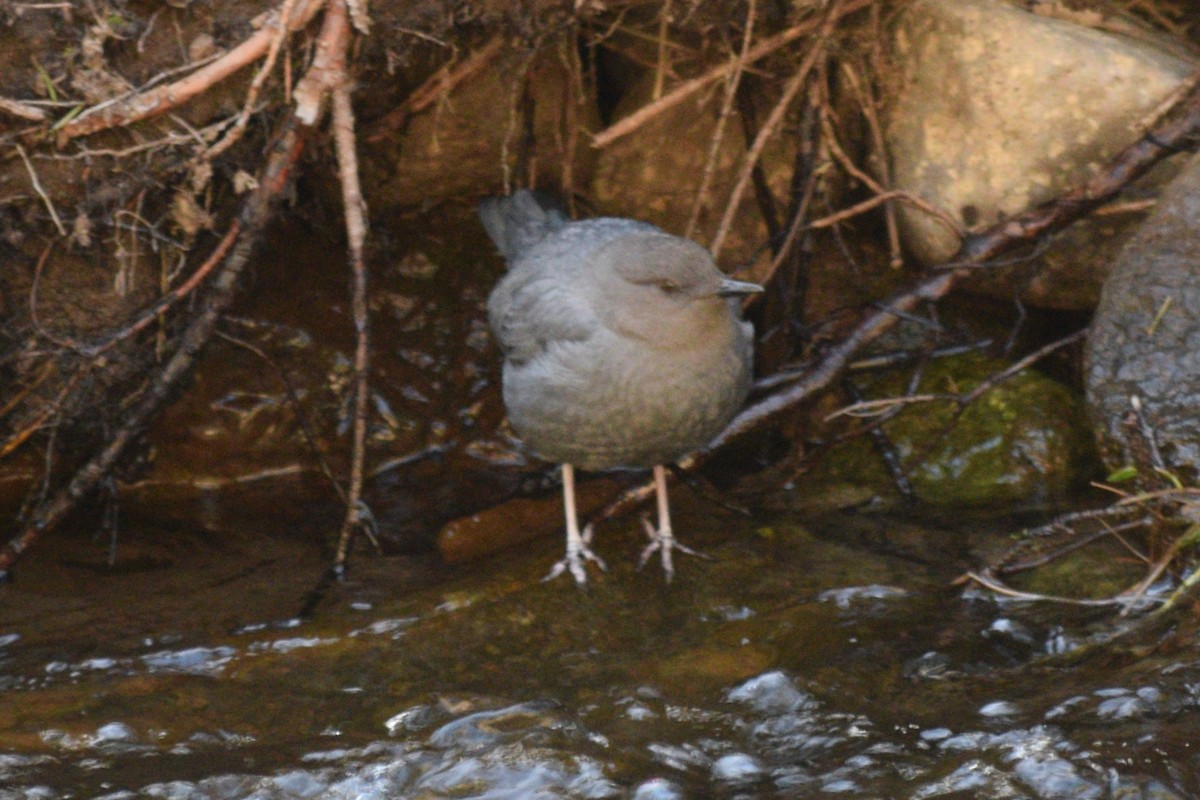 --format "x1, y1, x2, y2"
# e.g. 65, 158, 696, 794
502, 314, 752, 470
